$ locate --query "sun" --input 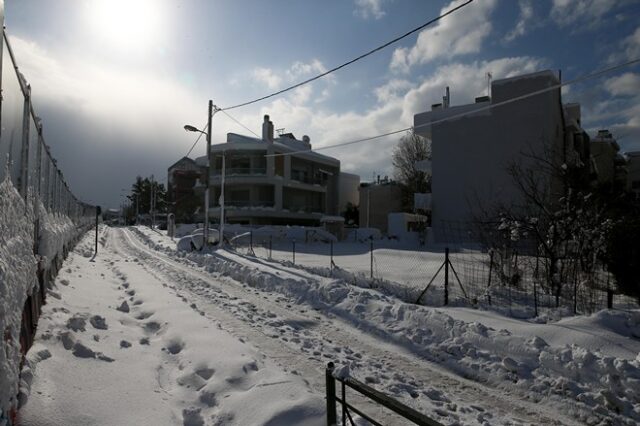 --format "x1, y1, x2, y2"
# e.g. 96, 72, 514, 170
86, 0, 163, 50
